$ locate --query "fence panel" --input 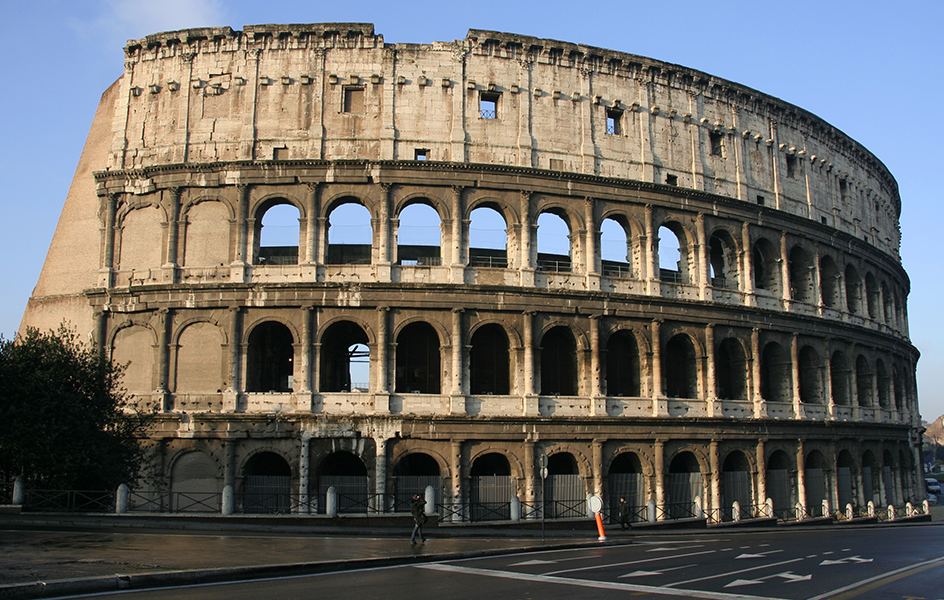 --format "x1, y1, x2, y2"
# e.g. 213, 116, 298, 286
666, 472, 702, 519
470, 475, 513, 521
805, 468, 827, 517
837, 467, 853, 509
608, 473, 645, 523
393, 476, 441, 512
319, 476, 369, 514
